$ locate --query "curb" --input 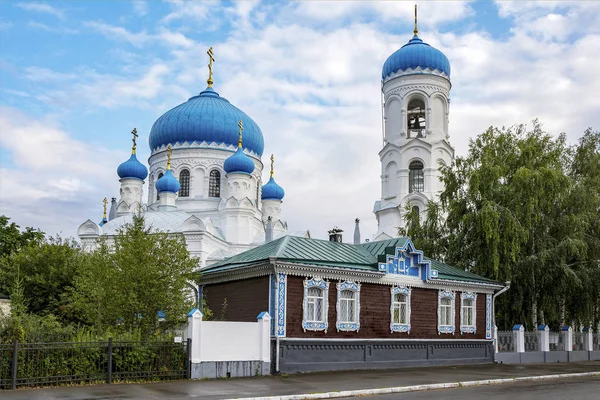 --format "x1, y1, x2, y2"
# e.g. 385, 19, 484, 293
227, 371, 600, 400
